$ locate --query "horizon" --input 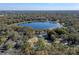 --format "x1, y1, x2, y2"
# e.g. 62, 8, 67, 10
0, 3, 79, 10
